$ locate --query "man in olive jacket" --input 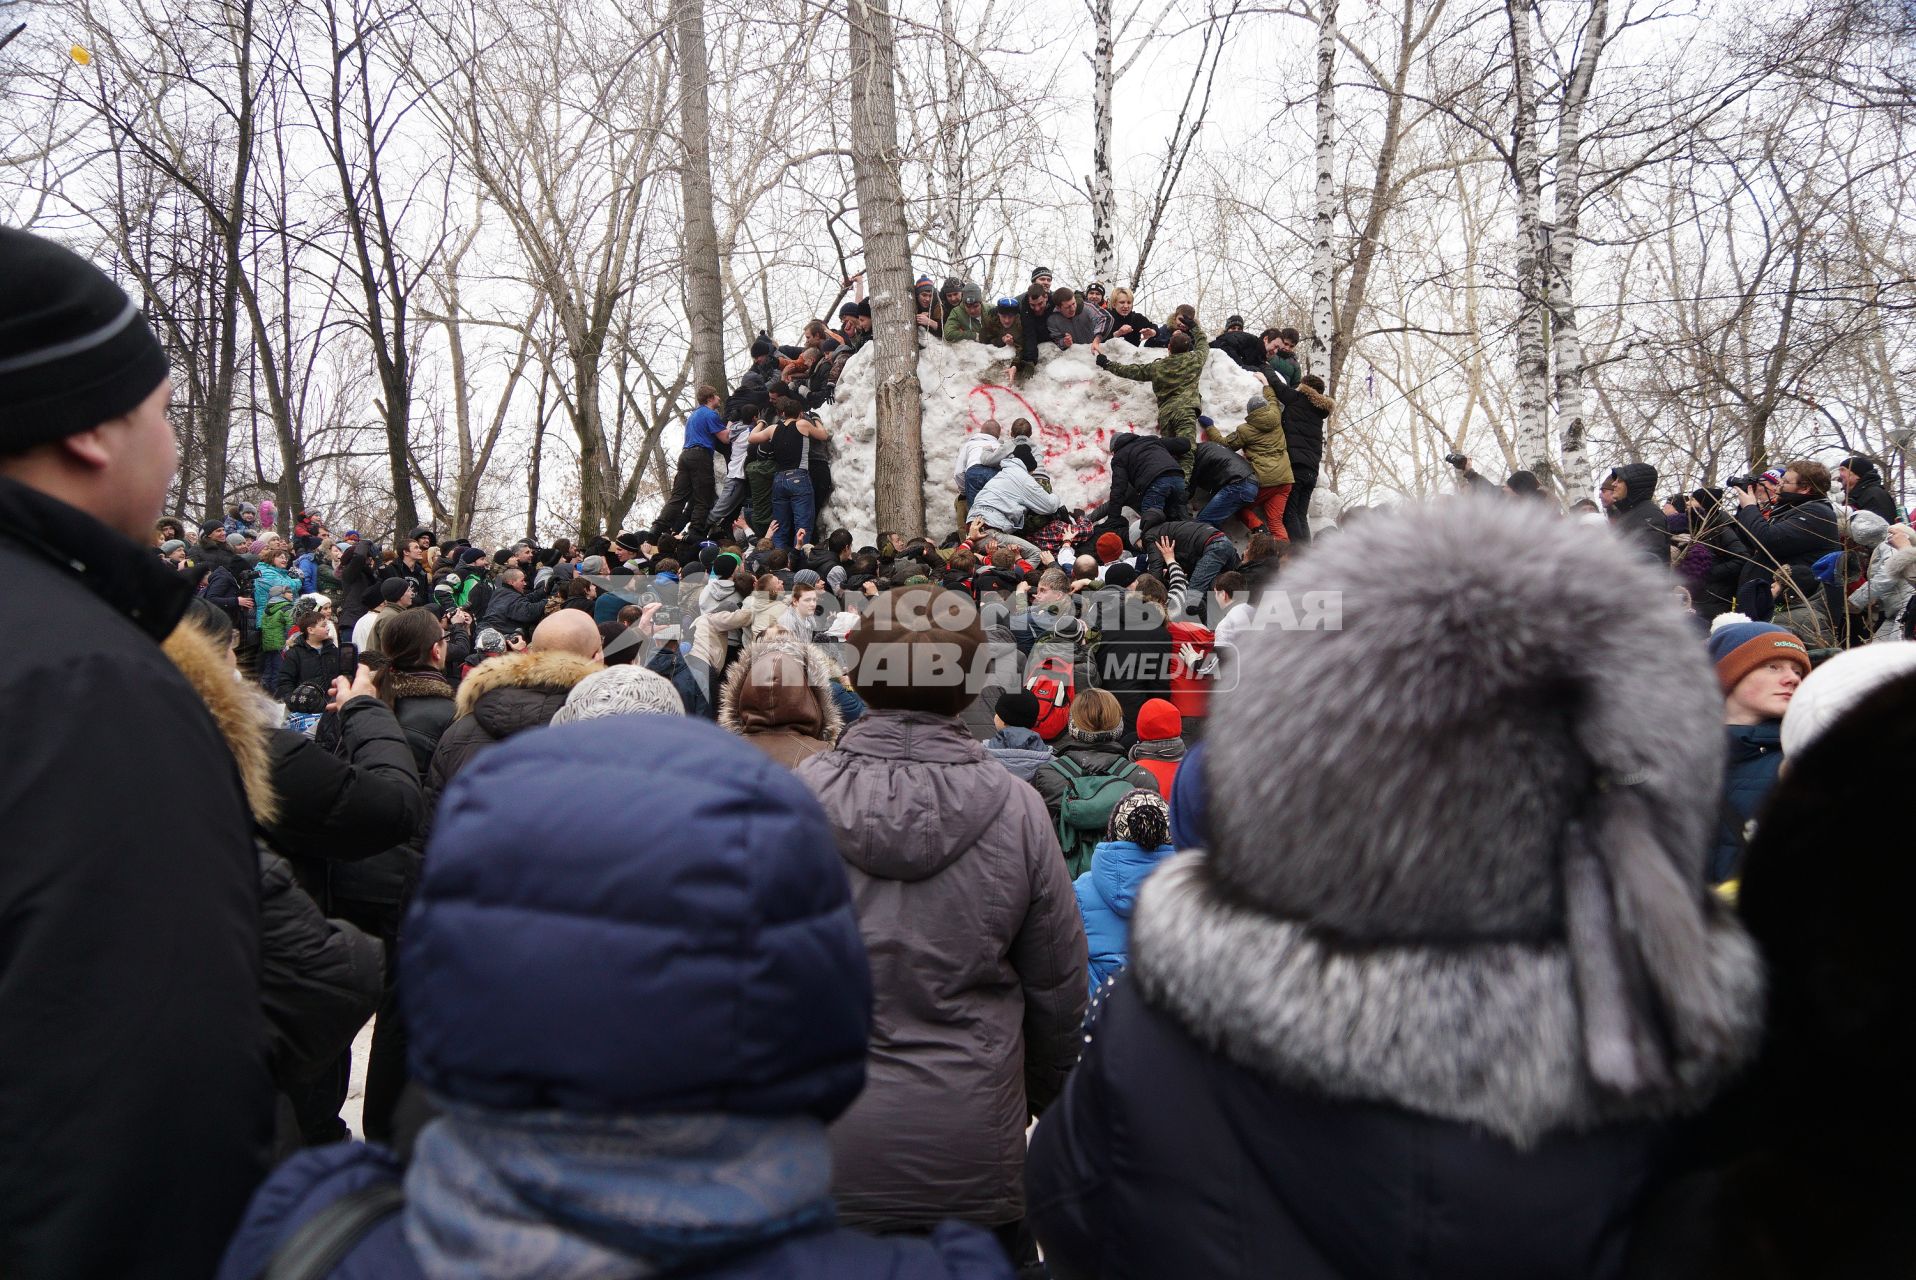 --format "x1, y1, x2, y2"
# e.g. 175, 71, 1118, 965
0, 228, 270, 1279
1212, 387, 1297, 537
